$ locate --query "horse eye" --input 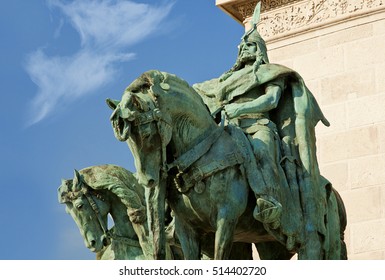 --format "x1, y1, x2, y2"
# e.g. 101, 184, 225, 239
76, 204, 84, 210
